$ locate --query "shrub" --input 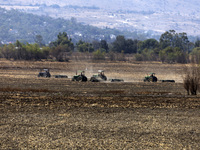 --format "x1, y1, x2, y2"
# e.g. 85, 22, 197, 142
135, 53, 143, 61
190, 47, 200, 64
108, 51, 115, 61
116, 51, 126, 61
159, 47, 188, 63
183, 65, 200, 95
93, 49, 105, 60
0, 44, 15, 60
50, 45, 71, 61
